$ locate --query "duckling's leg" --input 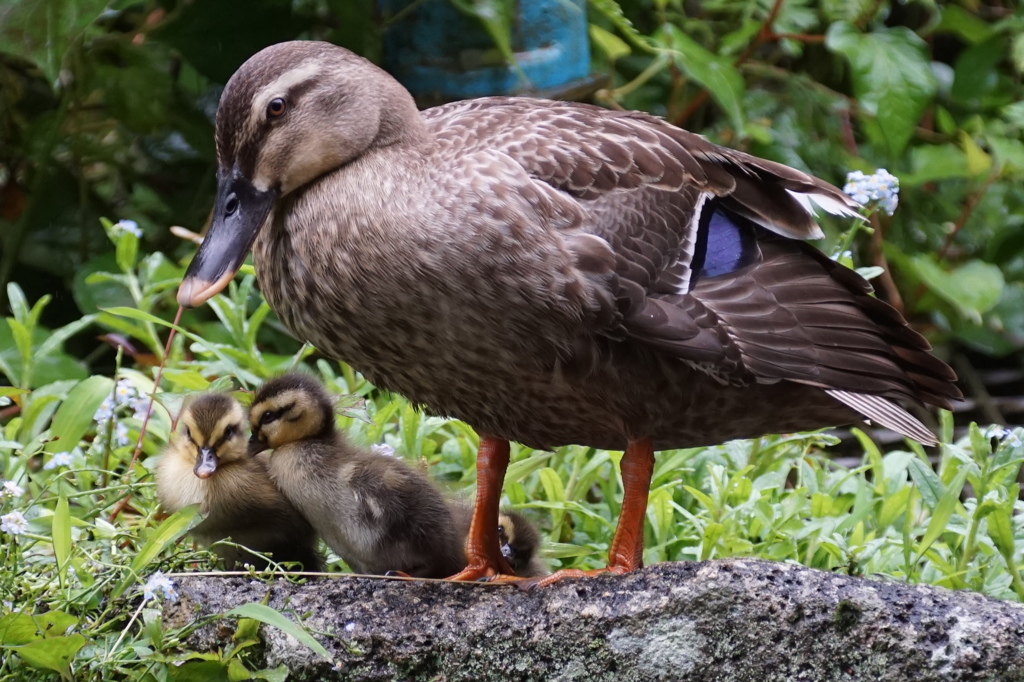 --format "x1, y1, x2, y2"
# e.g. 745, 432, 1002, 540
447, 436, 516, 581
524, 438, 655, 589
